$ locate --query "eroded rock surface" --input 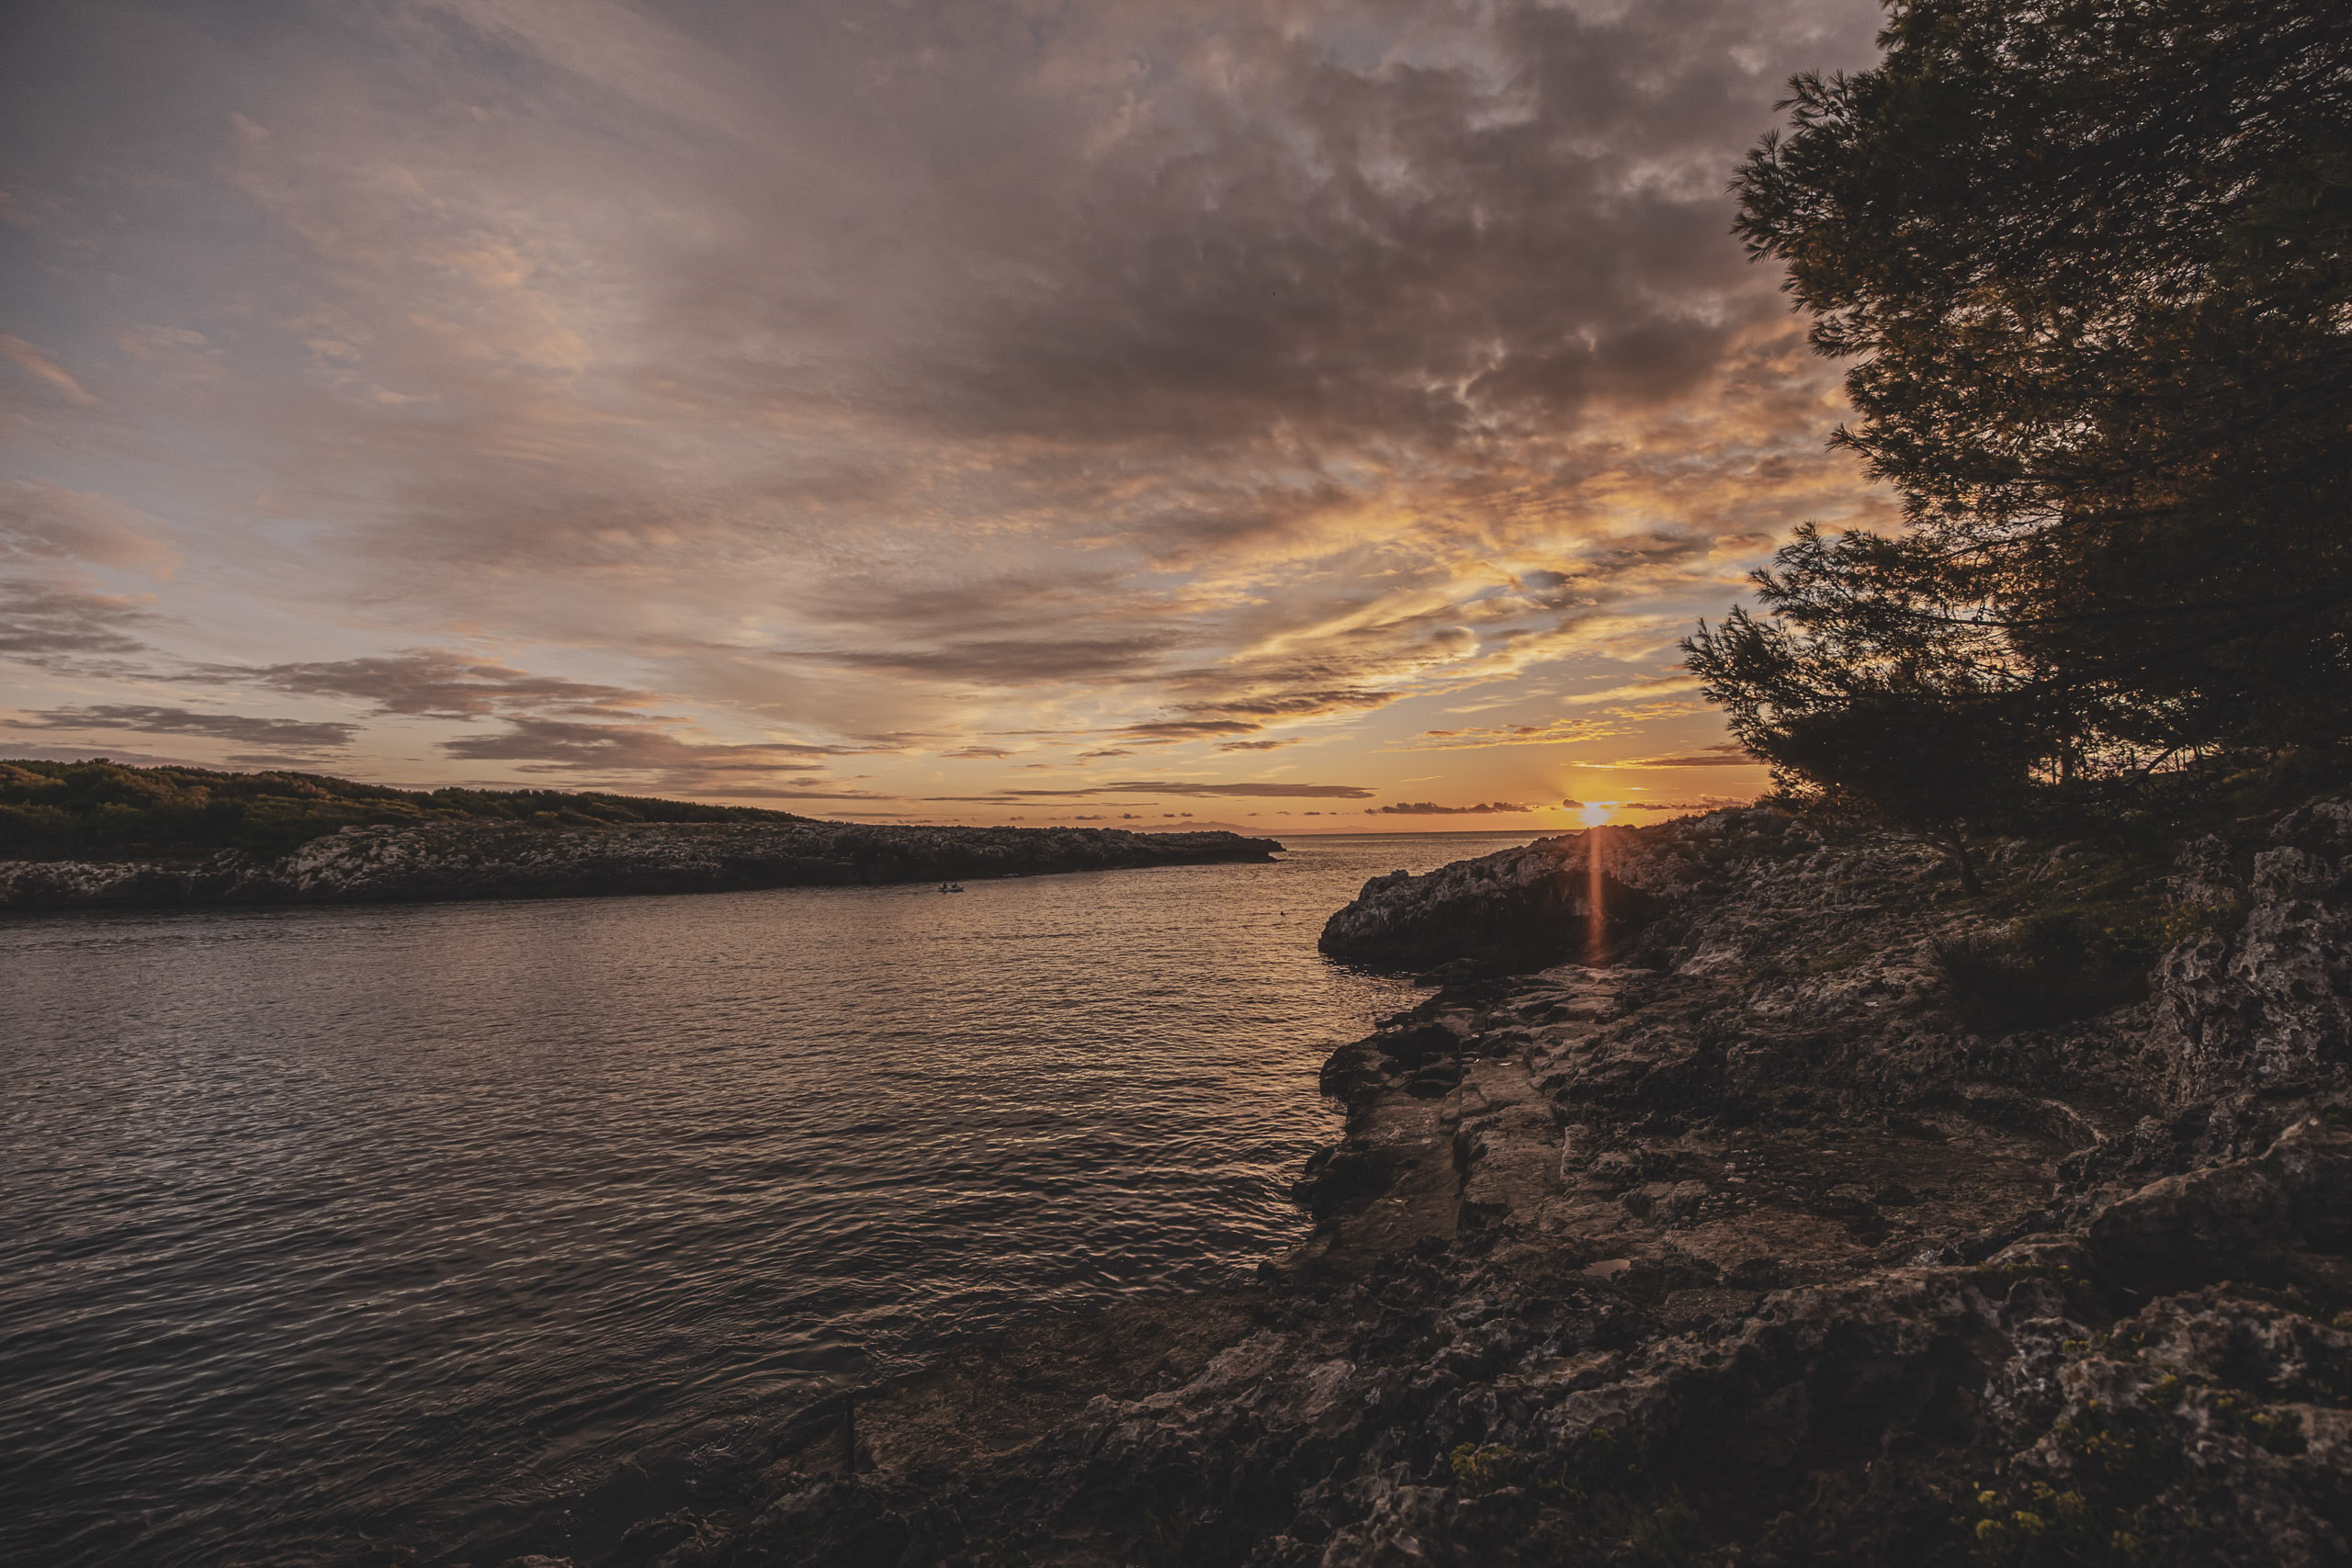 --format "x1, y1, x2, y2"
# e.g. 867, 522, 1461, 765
2152, 798, 2352, 1109
0, 822, 1282, 912
503, 800, 2352, 1568
1315, 827, 1702, 972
